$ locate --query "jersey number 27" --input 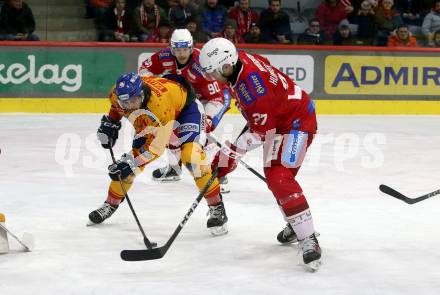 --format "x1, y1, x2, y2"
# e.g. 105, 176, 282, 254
253, 113, 267, 125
